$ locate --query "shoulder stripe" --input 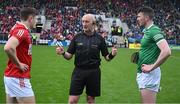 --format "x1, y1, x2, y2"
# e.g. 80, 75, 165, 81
153, 34, 164, 40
